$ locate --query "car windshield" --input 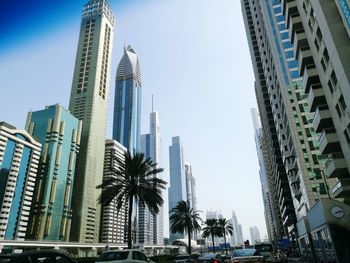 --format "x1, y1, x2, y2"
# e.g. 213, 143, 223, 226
98, 251, 129, 261
233, 249, 257, 257
254, 244, 273, 253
